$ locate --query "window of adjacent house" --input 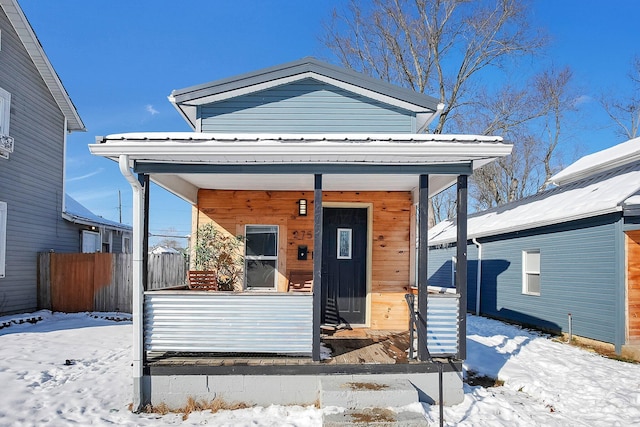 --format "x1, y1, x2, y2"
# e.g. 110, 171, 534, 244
122, 236, 131, 254
244, 225, 278, 290
522, 249, 541, 295
0, 87, 9, 135
101, 229, 112, 253
0, 87, 11, 160
0, 202, 7, 278
81, 230, 101, 253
